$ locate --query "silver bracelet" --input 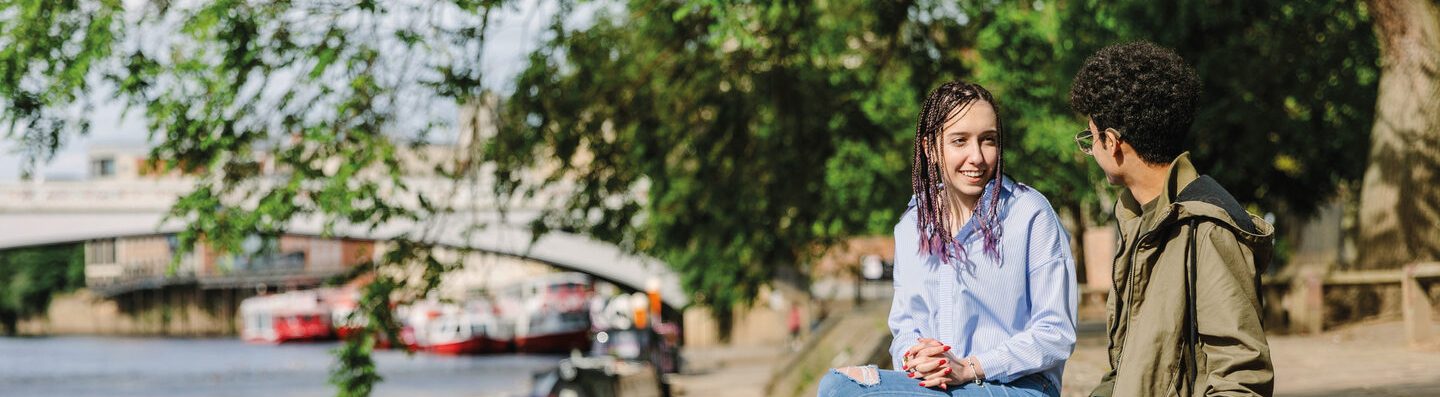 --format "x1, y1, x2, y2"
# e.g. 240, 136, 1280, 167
970, 357, 985, 386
